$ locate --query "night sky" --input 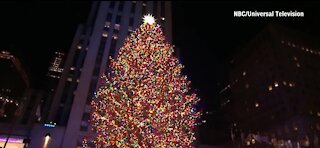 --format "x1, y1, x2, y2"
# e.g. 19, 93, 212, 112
1, 1, 320, 145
